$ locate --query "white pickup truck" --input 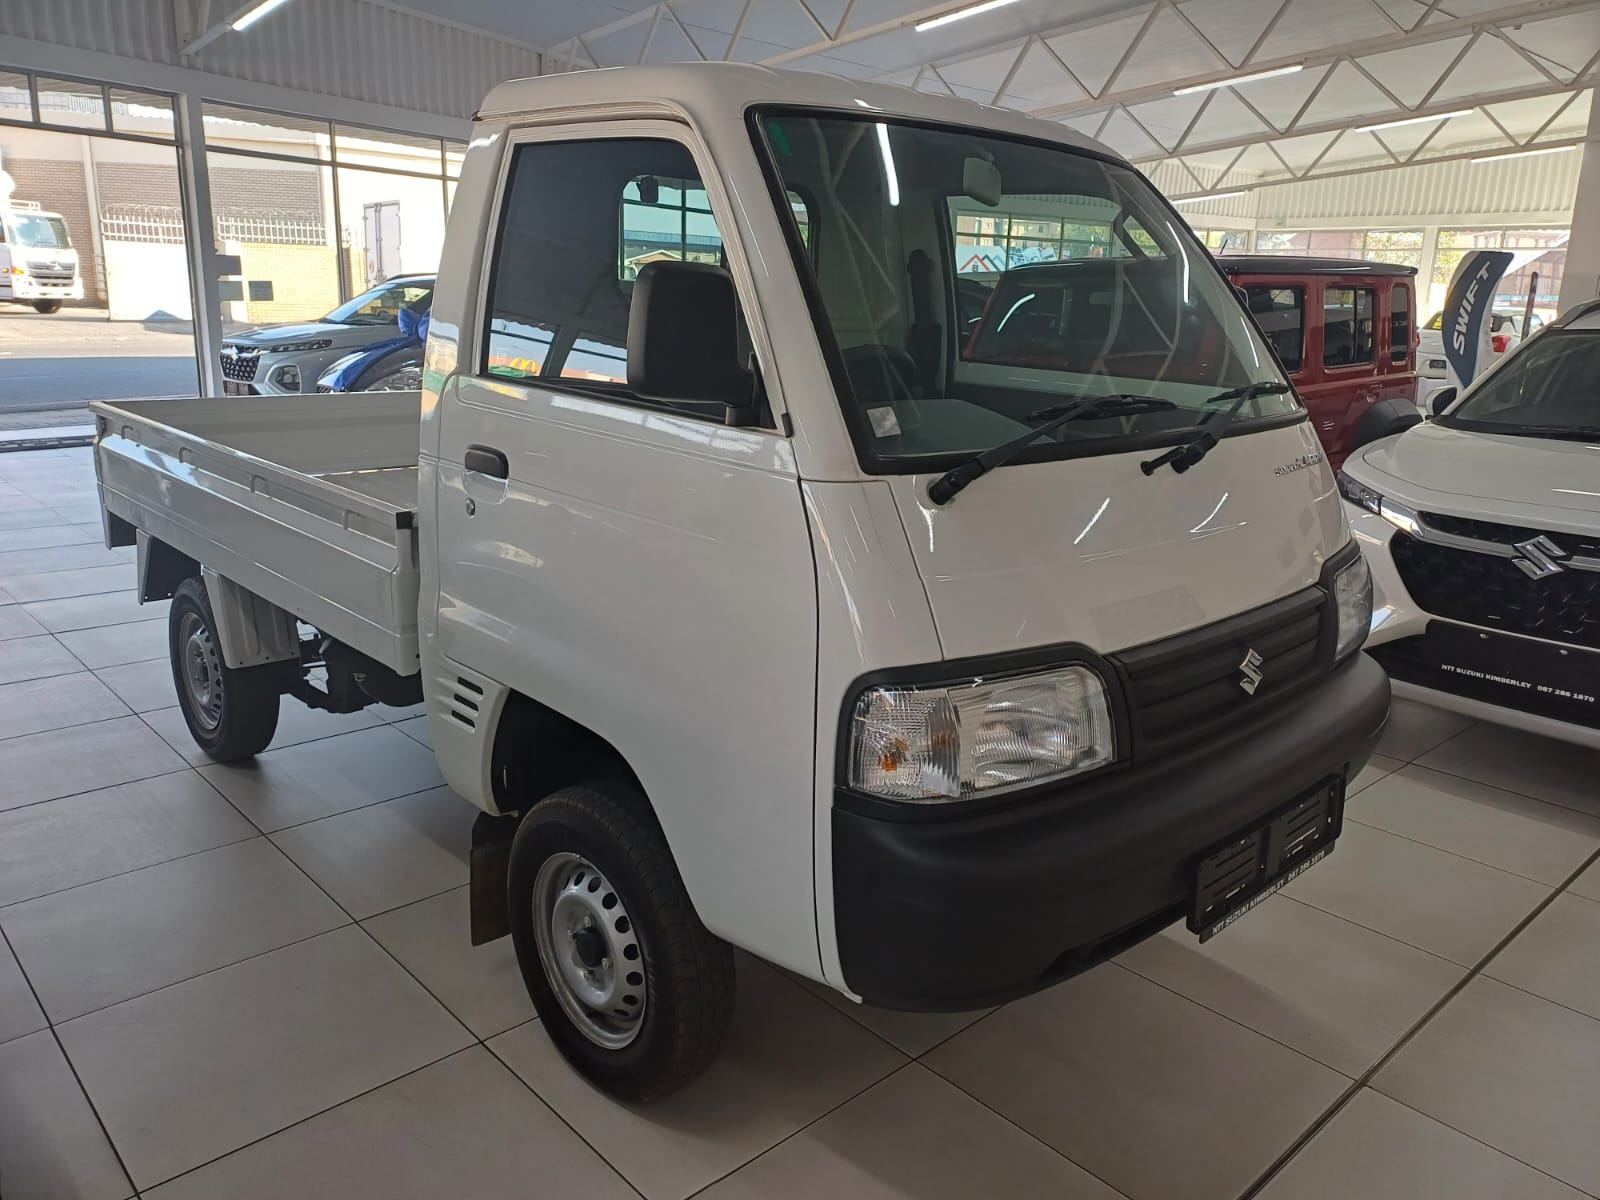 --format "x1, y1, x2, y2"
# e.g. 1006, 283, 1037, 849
95, 64, 1391, 1099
